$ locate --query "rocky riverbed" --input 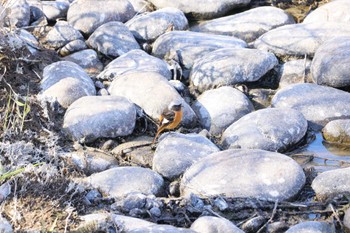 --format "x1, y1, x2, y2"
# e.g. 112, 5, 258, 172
1, 0, 350, 232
